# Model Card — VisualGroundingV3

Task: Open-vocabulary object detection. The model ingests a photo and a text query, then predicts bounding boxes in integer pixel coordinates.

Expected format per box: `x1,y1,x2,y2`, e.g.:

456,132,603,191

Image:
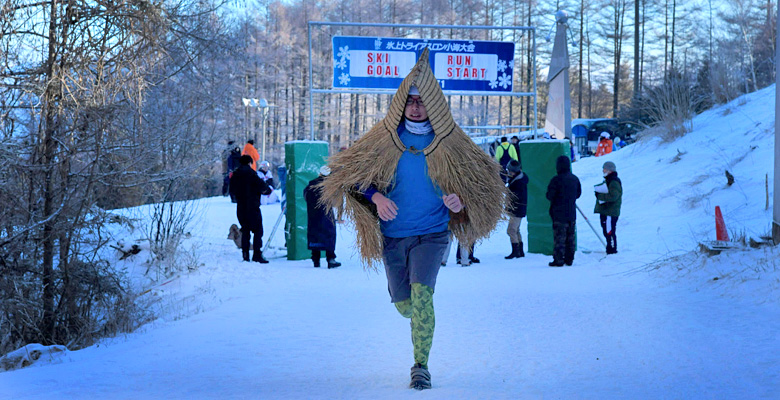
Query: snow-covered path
2,85,780,399
1,198,777,399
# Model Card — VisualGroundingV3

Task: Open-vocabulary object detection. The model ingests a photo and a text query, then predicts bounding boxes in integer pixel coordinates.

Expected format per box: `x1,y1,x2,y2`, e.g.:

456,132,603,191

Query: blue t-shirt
373,128,450,238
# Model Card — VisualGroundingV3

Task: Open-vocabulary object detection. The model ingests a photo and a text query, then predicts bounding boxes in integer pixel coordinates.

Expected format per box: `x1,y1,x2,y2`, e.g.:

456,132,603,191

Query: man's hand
371,192,398,221
442,194,463,213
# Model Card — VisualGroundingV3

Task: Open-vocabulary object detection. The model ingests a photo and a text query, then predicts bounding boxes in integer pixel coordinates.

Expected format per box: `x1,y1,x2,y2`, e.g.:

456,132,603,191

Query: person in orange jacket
242,139,260,170
595,132,613,157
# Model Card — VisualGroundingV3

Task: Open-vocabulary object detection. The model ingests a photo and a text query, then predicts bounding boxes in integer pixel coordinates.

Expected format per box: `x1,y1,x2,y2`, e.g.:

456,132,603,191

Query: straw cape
319,48,507,269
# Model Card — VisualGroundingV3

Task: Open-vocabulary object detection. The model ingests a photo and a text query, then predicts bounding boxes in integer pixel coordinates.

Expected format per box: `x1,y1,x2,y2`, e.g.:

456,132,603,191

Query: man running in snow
319,49,506,390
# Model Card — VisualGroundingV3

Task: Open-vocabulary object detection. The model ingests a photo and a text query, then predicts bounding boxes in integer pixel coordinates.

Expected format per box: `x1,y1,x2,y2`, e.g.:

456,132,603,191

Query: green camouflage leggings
394,282,434,369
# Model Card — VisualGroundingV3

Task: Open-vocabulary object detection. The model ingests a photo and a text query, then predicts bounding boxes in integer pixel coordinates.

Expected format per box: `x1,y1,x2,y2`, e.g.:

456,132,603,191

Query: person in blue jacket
319,49,506,391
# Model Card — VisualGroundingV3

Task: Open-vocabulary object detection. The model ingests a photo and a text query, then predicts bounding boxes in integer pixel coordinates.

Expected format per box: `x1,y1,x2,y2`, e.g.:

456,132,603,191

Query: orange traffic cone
715,206,729,241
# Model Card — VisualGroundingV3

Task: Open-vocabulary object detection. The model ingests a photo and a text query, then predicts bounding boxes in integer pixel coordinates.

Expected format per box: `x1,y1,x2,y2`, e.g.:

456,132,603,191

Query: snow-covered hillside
0,86,777,399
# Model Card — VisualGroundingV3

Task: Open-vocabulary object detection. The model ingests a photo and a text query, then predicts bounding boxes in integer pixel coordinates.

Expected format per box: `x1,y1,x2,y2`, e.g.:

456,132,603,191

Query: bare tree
0,0,230,353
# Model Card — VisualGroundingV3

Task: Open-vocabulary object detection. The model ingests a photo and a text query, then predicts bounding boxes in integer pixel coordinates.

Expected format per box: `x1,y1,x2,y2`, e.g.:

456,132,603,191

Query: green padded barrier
517,140,575,255
285,141,329,260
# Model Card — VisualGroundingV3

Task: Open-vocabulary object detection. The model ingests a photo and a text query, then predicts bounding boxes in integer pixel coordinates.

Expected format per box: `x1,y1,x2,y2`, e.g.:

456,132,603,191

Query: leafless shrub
0,254,148,356
137,199,201,279
0,0,228,356
709,60,745,104
641,76,705,142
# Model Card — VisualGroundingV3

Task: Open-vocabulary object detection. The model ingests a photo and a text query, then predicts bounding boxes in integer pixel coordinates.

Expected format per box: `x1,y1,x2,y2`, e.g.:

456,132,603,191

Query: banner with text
332,36,516,92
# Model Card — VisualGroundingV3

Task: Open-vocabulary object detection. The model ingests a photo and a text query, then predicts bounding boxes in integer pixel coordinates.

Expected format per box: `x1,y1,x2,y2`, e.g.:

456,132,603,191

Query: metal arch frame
307,21,538,141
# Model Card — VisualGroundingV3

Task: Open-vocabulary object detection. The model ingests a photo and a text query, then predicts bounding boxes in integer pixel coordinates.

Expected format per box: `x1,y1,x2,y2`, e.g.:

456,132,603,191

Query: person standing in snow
568,138,577,162
455,242,479,266
229,155,273,263
546,155,582,267
594,161,622,254
258,161,274,188
258,160,277,205
594,132,613,157
242,139,260,171
494,136,520,182
303,165,341,269
510,135,521,156
319,49,506,390
505,160,529,259
222,141,241,198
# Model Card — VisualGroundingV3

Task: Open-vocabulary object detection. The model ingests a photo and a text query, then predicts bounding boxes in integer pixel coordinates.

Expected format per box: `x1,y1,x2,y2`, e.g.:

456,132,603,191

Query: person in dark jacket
545,155,582,267
229,155,273,263
222,141,242,198
505,160,529,259
494,136,520,183
594,161,622,254
510,135,521,156
304,166,341,269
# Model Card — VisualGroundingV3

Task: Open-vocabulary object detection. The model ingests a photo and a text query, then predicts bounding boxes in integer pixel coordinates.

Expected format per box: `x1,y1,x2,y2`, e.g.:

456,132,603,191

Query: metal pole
308,22,315,140
308,21,534,31
312,88,536,97
533,28,538,139
306,22,538,140
774,0,780,244
576,204,607,247
261,108,267,161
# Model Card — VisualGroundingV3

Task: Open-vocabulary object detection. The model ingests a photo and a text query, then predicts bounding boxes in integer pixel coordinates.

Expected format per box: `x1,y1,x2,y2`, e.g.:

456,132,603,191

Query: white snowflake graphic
509,60,514,69
338,73,351,86
497,59,507,73
374,38,383,50
335,58,347,70
337,46,351,61
498,73,512,89
489,80,498,89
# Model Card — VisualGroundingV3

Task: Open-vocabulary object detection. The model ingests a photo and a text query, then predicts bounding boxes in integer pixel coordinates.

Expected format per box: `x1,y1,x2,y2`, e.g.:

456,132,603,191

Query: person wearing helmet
595,132,613,157
258,161,277,205
258,161,274,188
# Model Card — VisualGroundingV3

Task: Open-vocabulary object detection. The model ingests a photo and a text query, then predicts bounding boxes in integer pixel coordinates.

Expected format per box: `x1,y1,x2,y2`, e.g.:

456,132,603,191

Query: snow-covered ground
1,86,778,399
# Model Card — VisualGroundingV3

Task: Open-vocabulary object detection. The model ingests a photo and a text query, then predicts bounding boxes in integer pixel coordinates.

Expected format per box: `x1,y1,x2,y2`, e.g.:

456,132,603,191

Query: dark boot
252,251,269,264
242,250,250,262
517,242,525,258
505,243,518,259
327,258,341,269
548,260,565,267
313,259,320,268
607,237,618,254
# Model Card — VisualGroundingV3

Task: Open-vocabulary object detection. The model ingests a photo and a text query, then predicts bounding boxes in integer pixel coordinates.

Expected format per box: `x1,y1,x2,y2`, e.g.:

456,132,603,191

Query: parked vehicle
572,118,639,155
586,119,638,142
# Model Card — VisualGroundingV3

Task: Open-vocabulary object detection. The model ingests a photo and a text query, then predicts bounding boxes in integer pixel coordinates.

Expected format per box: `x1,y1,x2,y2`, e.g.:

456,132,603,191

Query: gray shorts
382,230,449,303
